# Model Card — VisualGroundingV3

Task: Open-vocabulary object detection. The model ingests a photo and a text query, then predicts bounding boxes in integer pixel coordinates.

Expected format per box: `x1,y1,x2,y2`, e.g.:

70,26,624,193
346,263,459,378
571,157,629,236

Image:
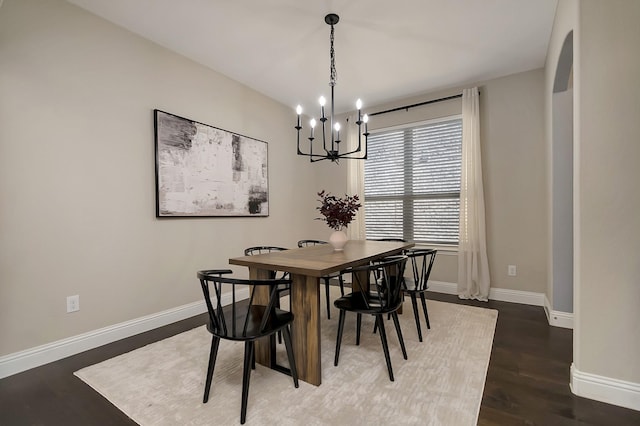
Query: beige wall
577,0,640,384
318,70,548,294
481,70,547,294
0,0,318,356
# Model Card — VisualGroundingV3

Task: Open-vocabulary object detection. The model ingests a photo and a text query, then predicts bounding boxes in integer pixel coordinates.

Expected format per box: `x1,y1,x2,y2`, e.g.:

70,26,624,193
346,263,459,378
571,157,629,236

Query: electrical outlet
67,295,80,313
507,265,517,276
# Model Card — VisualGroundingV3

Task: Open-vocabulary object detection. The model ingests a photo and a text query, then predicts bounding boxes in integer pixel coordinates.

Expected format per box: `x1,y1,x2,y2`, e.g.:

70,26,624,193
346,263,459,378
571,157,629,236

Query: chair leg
324,277,331,319
420,293,431,329
372,314,390,335
281,325,299,388
356,313,362,345
240,341,254,425
203,336,220,403
376,314,394,381
274,294,283,344
373,315,391,334
410,294,423,342
251,347,256,370
268,334,277,370
391,312,408,360
334,310,346,366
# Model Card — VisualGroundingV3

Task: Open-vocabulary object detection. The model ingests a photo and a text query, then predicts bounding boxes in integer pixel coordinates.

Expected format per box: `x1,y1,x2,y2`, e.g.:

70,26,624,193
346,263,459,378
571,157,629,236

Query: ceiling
66,0,558,114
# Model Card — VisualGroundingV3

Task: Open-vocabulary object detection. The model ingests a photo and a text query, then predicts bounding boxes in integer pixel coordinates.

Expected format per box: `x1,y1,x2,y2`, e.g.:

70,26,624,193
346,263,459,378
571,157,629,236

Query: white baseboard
0,289,248,380
489,287,545,306
430,281,576,329
429,280,545,306
571,363,640,411
544,295,574,329
428,280,459,295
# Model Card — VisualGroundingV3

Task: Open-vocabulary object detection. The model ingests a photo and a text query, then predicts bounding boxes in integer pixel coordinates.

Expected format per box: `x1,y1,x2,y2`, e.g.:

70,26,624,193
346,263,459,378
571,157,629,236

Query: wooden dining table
228,239,413,386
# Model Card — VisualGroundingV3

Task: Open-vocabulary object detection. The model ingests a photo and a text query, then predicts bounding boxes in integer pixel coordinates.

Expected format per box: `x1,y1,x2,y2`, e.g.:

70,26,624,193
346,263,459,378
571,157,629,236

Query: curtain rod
369,93,463,117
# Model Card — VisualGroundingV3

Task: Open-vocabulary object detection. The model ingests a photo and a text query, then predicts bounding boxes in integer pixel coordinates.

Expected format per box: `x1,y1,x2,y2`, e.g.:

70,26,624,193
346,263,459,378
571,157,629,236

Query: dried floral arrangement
316,190,362,231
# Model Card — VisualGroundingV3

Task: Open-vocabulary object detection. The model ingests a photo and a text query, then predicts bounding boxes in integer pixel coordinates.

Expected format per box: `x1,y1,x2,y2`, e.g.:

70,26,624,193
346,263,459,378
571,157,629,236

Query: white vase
329,230,348,251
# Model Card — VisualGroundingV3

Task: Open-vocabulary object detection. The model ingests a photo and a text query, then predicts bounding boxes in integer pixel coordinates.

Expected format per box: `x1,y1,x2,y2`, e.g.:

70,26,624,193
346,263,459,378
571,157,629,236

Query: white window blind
364,117,462,245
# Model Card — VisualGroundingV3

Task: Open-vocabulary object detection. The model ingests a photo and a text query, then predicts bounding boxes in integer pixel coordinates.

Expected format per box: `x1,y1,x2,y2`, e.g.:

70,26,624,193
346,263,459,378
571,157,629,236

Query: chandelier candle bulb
319,96,326,120
310,118,316,138
334,122,340,142
296,105,302,128
363,114,369,134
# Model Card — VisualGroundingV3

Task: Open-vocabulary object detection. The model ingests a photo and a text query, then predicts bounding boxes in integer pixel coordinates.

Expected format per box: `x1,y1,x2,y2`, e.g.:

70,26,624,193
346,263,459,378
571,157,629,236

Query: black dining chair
297,239,345,319
243,246,290,279
333,255,408,381
244,246,290,305
244,246,291,343
402,248,437,342
197,269,299,425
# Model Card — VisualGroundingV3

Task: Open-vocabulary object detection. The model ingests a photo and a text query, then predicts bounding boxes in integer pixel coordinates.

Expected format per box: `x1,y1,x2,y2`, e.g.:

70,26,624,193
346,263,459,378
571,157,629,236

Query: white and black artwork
154,110,268,217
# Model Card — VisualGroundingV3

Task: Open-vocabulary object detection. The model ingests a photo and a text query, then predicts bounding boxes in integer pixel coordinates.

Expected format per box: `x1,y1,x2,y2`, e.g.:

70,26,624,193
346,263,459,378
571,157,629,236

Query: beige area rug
75,289,497,425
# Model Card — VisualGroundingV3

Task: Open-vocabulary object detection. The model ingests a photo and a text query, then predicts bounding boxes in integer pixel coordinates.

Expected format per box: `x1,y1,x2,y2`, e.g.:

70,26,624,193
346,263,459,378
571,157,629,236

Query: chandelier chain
329,24,336,87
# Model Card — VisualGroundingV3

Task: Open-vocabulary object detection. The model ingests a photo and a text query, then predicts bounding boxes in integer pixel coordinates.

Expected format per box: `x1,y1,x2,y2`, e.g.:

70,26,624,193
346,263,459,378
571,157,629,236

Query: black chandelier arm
296,120,368,161
321,116,330,153
295,123,309,156
297,152,337,163
337,153,368,160
336,118,368,156
296,124,331,161
297,147,367,162
337,135,368,158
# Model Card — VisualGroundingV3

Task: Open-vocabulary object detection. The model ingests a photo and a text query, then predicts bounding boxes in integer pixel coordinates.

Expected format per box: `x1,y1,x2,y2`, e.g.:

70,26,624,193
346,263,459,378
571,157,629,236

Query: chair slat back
244,246,288,255
197,270,291,339
244,246,289,280
350,255,407,312
297,239,327,247
371,238,407,243
405,249,437,291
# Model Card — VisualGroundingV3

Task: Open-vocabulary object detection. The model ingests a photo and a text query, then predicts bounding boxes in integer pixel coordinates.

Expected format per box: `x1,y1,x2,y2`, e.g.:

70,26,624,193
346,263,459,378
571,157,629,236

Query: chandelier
295,13,369,163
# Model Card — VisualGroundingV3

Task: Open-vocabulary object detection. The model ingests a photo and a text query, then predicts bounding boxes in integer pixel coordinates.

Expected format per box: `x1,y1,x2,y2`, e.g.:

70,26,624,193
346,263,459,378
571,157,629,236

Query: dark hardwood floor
1,292,639,425
427,294,640,426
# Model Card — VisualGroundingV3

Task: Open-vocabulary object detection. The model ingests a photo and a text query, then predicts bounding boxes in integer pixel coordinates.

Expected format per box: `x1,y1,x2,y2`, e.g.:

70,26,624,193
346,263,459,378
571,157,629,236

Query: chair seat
334,292,402,315
207,305,294,341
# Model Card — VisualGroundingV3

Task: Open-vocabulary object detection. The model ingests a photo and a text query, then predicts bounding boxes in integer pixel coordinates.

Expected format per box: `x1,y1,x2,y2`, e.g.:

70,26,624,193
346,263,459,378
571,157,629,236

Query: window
364,116,462,245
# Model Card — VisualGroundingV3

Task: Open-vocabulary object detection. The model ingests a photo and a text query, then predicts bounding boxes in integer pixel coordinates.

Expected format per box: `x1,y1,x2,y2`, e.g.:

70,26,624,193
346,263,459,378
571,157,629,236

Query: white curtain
457,87,491,301
346,115,366,240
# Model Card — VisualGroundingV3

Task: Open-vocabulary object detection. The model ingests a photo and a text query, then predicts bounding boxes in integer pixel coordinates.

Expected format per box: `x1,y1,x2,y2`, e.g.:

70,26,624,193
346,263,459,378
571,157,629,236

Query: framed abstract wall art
154,110,269,217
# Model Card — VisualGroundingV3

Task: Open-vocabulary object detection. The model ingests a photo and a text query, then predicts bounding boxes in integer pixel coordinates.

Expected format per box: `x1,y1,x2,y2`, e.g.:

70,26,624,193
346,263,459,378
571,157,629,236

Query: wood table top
229,240,414,277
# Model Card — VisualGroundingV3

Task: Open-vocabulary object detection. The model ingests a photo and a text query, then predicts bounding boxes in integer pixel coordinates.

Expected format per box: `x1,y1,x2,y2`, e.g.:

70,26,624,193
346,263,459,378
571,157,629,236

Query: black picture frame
154,110,269,217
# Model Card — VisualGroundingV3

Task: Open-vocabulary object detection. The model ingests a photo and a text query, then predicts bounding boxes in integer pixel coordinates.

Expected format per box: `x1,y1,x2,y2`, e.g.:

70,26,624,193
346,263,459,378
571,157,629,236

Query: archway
551,31,574,315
